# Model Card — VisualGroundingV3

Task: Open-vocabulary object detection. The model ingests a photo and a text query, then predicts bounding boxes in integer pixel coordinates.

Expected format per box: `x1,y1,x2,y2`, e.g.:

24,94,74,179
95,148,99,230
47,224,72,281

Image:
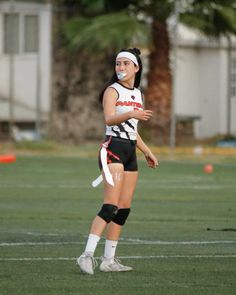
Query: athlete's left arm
136,133,158,168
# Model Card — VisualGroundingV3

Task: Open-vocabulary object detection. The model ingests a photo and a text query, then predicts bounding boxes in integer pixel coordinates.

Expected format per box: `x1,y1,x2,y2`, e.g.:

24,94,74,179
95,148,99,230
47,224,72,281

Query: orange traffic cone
0,154,16,163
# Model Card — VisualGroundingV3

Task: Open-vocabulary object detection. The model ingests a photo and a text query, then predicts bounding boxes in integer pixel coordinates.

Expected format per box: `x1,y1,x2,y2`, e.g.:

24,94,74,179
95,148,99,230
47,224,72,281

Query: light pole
226,35,232,136
35,19,42,140
9,0,15,137
170,0,180,149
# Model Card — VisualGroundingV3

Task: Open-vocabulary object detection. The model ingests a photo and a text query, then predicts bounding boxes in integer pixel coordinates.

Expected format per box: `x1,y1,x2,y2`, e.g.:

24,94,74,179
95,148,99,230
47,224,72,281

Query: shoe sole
100,267,133,272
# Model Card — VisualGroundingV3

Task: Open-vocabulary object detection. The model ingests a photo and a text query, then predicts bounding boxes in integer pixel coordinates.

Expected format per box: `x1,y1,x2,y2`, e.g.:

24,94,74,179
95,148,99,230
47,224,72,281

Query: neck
119,78,135,89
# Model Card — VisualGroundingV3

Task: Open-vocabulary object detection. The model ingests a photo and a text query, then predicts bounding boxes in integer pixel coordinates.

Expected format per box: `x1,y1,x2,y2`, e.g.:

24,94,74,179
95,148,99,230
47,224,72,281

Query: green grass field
0,153,236,295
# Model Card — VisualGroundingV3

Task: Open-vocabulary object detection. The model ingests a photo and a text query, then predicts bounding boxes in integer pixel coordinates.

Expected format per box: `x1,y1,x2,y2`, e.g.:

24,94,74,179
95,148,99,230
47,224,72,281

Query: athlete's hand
145,151,158,168
130,110,153,121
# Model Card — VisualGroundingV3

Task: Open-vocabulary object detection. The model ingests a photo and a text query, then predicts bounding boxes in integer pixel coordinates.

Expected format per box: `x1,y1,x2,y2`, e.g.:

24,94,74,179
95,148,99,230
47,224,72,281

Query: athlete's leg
89,163,124,237
77,163,124,274
82,164,124,251
100,171,138,272
106,171,138,241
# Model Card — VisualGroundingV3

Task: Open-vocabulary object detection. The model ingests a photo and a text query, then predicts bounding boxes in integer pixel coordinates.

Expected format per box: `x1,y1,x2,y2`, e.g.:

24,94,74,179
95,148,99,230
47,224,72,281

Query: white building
175,25,236,139
0,1,52,133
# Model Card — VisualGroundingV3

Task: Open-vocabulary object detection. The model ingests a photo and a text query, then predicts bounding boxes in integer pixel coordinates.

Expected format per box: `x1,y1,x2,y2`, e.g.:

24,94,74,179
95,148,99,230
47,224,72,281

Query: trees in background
54,0,236,144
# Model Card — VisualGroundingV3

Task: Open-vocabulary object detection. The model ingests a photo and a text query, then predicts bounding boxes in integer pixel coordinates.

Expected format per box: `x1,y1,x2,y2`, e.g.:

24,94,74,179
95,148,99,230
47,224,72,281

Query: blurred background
0,0,236,147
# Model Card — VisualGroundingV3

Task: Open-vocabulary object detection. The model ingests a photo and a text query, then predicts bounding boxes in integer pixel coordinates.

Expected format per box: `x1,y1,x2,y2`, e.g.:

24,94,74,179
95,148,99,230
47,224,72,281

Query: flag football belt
92,136,136,187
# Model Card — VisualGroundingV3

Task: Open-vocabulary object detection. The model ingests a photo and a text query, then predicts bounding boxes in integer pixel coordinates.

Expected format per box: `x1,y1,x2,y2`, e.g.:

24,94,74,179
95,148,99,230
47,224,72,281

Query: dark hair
99,48,142,103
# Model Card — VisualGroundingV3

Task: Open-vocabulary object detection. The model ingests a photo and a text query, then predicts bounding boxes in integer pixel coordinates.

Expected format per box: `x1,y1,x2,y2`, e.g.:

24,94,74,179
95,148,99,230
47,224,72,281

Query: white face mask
117,72,127,80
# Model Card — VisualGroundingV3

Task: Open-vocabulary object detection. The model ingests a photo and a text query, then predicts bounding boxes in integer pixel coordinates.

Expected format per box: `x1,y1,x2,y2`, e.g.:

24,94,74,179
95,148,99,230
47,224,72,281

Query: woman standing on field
76,48,158,275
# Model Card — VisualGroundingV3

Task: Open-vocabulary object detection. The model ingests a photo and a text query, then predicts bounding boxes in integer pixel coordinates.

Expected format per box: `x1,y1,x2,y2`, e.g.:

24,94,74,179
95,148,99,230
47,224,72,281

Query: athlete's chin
119,77,129,82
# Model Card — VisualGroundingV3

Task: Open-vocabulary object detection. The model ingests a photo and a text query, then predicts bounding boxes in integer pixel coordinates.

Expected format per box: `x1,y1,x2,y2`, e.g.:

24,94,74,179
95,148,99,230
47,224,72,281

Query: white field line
0,240,236,247
1,255,236,261
1,183,236,190
120,238,236,245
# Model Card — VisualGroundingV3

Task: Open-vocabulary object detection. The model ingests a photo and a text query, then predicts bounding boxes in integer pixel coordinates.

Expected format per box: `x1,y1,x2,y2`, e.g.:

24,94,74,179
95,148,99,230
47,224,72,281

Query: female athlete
76,48,158,274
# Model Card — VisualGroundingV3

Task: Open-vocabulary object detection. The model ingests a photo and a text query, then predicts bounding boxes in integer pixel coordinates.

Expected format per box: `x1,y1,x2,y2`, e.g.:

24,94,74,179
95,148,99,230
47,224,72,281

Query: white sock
104,239,118,260
84,234,100,255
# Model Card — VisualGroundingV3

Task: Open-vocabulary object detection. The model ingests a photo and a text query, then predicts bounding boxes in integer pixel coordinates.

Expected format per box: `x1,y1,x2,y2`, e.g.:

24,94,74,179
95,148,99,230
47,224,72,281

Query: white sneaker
99,257,133,272
76,252,97,275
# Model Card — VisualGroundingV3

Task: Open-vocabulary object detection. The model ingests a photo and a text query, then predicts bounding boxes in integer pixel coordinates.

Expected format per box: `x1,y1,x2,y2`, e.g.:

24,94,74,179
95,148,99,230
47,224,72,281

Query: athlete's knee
97,204,118,223
112,208,131,226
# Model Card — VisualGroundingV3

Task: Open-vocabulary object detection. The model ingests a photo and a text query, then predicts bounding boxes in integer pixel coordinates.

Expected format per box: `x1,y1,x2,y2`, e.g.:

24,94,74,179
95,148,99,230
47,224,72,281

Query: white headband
116,52,139,66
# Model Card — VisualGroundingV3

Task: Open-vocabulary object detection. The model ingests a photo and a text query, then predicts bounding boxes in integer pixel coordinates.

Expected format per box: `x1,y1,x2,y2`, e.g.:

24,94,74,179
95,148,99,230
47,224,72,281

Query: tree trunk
51,51,106,144
50,4,111,144
145,19,171,145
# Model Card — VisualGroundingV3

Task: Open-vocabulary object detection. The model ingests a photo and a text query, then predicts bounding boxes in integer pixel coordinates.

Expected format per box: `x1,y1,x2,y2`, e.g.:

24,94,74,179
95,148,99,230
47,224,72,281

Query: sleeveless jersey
105,82,143,140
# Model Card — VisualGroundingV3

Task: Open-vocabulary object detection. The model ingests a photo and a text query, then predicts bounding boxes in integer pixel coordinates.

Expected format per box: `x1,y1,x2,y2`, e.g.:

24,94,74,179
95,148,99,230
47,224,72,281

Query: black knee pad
112,208,131,226
97,204,118,223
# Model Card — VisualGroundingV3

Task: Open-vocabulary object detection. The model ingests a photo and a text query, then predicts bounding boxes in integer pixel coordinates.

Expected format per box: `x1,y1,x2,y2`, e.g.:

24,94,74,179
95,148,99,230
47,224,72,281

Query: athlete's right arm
103,87,153,126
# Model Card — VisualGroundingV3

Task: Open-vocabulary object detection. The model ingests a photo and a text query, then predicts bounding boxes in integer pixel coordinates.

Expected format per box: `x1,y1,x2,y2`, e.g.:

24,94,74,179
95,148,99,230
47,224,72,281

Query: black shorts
98,136,138,171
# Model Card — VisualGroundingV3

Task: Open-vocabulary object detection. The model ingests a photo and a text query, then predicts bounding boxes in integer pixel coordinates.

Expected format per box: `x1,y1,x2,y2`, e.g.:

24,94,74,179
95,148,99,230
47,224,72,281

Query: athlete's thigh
103,163,124,205
118,171,138,208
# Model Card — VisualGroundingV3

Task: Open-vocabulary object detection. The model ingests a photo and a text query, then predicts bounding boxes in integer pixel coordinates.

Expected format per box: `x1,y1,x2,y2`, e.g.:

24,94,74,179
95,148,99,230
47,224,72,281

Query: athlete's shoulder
110,82,119,88
103,85,119,100
134,86,142,92
134,87,143,97
108,82,122,92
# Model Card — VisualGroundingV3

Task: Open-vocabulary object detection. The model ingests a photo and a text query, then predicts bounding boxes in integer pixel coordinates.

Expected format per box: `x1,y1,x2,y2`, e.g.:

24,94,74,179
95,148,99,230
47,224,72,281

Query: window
24,15,39,53
231,57,236,98
3,13,39,54
4,13,19,54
